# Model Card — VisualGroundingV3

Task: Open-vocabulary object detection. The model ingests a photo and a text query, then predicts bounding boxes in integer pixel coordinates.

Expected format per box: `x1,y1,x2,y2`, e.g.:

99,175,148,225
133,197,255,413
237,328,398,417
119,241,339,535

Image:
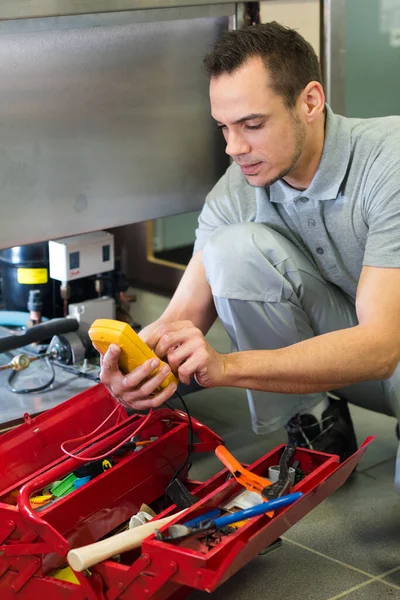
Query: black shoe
285,398,358,463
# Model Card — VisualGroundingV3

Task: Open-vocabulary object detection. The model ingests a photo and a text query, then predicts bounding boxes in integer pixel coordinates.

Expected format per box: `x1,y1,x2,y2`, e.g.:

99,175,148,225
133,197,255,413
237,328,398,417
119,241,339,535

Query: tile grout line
325,579,376,600
379,579,400,592
283,538,400,597
375,565,400,579
358,456,396,475
325,572,400,600
281,537,374,578
373,565,400,591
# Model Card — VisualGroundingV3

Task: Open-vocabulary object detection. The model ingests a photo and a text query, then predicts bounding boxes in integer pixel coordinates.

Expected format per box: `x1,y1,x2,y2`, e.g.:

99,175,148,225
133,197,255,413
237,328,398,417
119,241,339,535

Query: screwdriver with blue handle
156,492,303,541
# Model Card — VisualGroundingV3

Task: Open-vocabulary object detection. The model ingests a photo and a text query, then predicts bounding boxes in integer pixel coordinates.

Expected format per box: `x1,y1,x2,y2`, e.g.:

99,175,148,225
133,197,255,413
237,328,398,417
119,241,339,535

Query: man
100,23,400,479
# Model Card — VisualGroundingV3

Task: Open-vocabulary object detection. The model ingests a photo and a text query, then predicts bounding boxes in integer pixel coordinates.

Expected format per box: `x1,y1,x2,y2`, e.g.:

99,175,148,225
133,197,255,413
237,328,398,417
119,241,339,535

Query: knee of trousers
202,223,304,302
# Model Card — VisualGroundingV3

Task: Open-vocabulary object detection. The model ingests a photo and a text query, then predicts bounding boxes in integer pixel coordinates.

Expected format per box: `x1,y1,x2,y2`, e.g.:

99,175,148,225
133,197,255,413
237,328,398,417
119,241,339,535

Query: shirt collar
269,104,351,204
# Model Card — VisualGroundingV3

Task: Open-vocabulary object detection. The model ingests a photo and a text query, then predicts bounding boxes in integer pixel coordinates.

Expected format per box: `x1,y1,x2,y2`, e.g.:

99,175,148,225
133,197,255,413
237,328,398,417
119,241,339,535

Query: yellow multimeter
88,319,178,390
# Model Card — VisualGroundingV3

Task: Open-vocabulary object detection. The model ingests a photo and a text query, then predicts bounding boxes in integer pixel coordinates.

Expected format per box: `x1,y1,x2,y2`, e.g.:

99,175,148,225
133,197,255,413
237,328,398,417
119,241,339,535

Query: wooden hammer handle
67,510,185,572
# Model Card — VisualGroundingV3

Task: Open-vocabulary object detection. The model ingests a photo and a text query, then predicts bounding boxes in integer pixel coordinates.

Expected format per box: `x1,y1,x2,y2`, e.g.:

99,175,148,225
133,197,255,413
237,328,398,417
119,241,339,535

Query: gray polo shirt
194,105,400,300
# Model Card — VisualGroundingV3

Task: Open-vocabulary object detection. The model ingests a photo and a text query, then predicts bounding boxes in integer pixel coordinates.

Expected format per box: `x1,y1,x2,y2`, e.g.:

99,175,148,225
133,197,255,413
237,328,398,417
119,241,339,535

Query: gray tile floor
131,289,400,600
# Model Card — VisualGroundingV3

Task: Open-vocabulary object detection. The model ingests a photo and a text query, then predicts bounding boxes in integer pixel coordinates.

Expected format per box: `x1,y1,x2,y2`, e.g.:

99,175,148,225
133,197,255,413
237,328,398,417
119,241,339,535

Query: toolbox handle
18,474,70,555
16,410,167,556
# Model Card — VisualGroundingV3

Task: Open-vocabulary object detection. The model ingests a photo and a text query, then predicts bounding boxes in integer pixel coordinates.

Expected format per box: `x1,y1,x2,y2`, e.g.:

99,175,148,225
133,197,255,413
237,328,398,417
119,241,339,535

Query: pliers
263,443,297,500
215,442,297,501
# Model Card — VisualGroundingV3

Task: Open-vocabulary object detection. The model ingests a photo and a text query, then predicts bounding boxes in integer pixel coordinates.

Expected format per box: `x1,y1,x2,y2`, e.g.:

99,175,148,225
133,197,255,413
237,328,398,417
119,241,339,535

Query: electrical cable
6,356,100,394
53,361,100,382
60,408,154,462
7,357,56,394
168,390,194,482
60,391,194,473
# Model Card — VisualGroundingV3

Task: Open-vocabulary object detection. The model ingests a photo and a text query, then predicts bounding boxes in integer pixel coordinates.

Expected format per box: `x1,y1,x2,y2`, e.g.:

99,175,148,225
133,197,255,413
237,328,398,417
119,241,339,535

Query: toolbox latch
8,557,41,594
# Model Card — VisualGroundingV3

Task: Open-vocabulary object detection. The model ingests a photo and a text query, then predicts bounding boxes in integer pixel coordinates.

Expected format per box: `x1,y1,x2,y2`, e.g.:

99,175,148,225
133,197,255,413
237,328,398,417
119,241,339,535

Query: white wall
260,0,320,57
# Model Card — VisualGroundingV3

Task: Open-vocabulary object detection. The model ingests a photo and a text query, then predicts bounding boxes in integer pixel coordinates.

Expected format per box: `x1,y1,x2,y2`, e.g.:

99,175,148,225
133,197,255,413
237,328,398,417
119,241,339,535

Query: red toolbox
0,383,373,600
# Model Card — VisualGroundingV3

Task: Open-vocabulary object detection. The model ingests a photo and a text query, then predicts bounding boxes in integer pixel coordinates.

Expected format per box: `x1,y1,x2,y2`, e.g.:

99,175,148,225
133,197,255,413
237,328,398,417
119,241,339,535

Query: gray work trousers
202,223,400,436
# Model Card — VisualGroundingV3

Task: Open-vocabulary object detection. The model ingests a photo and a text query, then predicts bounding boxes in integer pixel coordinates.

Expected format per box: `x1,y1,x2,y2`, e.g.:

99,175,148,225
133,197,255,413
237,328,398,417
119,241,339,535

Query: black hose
8,357,56,394
0,318,79,354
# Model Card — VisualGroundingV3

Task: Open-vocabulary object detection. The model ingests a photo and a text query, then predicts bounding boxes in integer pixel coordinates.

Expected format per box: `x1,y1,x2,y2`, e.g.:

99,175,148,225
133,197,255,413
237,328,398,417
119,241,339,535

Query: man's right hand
98,343,177,411
98,249,216,410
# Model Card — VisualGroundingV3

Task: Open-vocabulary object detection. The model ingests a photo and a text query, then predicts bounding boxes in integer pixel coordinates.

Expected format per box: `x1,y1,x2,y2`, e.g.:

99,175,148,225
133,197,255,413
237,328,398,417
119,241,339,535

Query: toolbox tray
93,437,372,600
0,383,373,600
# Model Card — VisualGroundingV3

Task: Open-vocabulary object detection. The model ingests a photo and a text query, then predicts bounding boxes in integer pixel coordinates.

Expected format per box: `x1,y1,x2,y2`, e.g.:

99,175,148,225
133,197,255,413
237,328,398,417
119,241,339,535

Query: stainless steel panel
0,4,236,33
0,0,237,21
0,10,231,249
321,0,346,115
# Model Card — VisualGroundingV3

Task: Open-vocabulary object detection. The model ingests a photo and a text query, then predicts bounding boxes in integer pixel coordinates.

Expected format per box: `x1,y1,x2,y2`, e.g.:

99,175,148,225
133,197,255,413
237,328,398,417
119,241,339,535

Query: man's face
210,56,307,188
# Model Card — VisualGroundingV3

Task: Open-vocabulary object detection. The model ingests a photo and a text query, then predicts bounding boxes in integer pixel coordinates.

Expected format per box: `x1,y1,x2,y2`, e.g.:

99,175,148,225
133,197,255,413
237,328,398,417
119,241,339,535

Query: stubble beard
245,116,307,189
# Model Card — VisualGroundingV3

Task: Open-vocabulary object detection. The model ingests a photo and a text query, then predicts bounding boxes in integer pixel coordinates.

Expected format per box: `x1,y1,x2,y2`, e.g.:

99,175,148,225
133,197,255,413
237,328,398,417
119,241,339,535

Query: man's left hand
144,320,227,388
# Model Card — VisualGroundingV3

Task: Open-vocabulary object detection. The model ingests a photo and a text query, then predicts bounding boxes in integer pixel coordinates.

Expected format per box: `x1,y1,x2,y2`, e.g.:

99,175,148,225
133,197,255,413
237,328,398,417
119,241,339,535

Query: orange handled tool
215,445,273,499
89,319,178,391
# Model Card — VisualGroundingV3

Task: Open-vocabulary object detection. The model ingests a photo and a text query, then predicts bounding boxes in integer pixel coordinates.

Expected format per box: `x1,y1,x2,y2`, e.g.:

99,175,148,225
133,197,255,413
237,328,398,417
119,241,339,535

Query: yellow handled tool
89,319,178,390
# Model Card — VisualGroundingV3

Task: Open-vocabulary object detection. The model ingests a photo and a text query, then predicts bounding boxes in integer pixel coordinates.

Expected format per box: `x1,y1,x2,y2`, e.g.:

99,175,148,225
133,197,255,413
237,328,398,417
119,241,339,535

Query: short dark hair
203,22,322,108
